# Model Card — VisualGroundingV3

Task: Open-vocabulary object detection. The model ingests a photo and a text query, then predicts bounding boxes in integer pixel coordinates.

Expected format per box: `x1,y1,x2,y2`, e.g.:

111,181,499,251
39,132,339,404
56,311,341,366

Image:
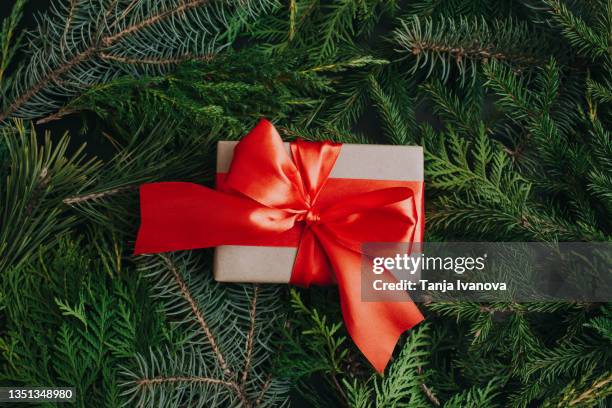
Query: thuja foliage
1,237,166,407
42,50,335,139
1,0,611,407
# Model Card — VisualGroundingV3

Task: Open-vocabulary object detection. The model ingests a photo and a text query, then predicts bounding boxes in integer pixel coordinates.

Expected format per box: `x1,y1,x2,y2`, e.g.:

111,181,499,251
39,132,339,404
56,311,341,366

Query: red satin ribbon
134,119,424,372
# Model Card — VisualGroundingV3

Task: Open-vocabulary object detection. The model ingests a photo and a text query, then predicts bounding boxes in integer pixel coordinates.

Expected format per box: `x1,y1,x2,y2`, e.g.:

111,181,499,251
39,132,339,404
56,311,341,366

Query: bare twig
417,366,440,406
36,108,78,125
160,255,253,408
569,373,612,406
241,284,259,386
420,382,441,406
136,375,237,391
161,255,232,377
63,185,138,205
99,52,214,65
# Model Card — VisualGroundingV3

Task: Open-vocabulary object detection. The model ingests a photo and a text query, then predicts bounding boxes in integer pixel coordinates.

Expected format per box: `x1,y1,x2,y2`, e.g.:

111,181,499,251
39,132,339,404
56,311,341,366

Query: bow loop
313,187,418,255
223,120,340,213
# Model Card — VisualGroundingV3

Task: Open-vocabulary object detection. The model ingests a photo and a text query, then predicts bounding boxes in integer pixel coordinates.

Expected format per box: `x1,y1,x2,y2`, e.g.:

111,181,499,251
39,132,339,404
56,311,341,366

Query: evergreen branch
587,77,612,104
0,0,27,85
420,80,482,136
524,339,610,384
0,47,97,123
241,284,259,387
0,121,101,272
0,0,276,124
394,16,543,83
375,323,430,407
417,366,441,406
255,375,273,406
101,0,211,47
160,254,233,379
368,75,413,144
568,372,612,406
315,1,358,62
136,375,239,391
99,52,215,65
63,185,138,205
1,239,159,406
125,253,288,406
542,0,610,59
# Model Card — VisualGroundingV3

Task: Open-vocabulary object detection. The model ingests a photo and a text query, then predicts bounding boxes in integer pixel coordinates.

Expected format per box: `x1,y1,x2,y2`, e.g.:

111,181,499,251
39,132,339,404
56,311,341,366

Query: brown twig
61,0,78,51
136,375,238,391
241,284,259,386
36,108,78,125
161,255,232,377
411,42,541,66
569,373,612,406
101,0,209,46
0,47,96,122
99,52,214,65
63,185,138,205
417,366,440,406
255,375,272,407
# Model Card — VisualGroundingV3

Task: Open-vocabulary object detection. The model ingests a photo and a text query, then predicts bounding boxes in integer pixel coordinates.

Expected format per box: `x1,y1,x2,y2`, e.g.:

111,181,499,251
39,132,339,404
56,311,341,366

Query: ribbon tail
134,182,296,254
314,230,424,373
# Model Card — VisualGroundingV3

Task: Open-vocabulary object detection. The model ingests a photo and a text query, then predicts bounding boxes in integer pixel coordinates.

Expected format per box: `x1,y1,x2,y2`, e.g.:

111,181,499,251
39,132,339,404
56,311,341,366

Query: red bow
134,119,424,372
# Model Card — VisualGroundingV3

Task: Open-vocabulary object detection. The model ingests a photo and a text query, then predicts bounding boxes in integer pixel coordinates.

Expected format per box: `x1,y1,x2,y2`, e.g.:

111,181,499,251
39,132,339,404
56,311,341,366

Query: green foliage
0,0,26,88
394,16,544,83
540,0,611,59
0,121,100,273
0,238,166,407
0,0,277,124
47,50,331,139
122,253,289,407
0,1,611,407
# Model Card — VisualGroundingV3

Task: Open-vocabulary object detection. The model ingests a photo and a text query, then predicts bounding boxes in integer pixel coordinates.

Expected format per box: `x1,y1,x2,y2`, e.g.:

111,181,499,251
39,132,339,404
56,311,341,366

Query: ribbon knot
303,208,321,225
134,119,424,373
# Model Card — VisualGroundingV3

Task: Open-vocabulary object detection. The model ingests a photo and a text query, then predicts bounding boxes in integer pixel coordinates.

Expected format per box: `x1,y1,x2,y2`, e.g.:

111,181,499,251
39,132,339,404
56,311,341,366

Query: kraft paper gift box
213,141,424,283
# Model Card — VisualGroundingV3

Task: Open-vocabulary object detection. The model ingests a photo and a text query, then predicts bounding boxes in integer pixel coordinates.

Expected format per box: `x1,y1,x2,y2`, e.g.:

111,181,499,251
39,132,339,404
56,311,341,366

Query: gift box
213,140,424,283
134,119,425,372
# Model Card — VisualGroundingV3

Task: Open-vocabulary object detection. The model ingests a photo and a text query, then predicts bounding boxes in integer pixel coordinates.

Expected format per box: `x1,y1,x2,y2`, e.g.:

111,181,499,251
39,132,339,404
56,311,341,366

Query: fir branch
100,0,212,47
568,372,612,406
541,0,610,59
394,16,544,83
63,185,138,206
98,52,215,65
241,284,259,387
136,375,239,392
587,77,612,104
0,47,97,123
160,254,233,379
368,75,413,145
123,253,289,407
0,0,27,86
0,0,276,124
